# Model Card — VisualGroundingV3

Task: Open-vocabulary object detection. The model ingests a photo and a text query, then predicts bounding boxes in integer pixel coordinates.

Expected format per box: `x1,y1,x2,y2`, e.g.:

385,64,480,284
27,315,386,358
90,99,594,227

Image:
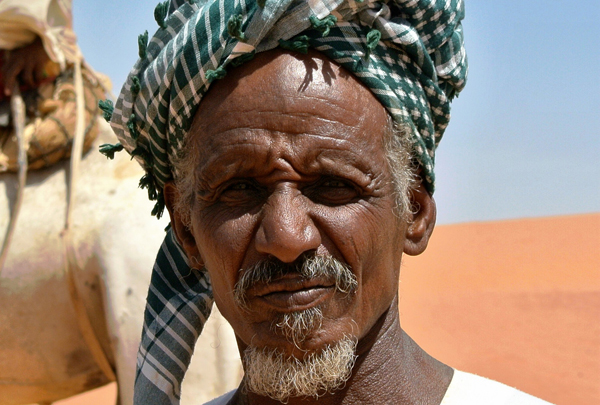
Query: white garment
203,389,235,405
0,0,79,68
440,370,553,405
202,369,553,405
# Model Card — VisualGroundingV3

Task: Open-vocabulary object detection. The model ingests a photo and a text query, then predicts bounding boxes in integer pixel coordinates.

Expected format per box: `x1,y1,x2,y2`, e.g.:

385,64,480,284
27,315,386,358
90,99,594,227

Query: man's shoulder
201,370,554,405
442,370,554,405
203,389,236,405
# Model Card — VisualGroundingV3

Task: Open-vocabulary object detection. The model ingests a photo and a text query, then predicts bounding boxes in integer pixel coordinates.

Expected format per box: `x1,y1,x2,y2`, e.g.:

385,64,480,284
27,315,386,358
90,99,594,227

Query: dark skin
2,37,52,96
165,50,453,404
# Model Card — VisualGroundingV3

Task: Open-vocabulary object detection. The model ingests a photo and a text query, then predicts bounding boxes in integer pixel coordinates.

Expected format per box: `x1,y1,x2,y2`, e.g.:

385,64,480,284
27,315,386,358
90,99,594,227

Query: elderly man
107,0,553,404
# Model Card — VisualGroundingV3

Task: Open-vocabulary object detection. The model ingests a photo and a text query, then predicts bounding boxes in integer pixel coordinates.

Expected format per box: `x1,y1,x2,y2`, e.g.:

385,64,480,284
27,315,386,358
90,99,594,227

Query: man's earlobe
403,182,436,256
164,182,204,269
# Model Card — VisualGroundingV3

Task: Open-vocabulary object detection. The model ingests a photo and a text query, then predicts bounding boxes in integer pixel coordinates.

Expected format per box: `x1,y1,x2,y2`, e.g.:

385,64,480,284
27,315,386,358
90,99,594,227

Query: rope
61,60,116,382
64,60,85,230
0,85,28,273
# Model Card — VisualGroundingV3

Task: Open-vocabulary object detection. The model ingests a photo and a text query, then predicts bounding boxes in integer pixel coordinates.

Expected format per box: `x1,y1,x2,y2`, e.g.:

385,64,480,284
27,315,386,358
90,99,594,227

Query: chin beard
236,253,359,401
272,306,324,347
242,336,358,403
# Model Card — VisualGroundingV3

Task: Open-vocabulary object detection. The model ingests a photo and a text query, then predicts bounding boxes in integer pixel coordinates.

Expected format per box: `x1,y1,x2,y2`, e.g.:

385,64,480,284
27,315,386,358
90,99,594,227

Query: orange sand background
53,213,599,405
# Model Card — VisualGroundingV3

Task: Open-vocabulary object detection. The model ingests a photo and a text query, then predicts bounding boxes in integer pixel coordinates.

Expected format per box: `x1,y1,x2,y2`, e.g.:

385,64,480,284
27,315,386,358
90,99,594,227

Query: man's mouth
248,275,335,311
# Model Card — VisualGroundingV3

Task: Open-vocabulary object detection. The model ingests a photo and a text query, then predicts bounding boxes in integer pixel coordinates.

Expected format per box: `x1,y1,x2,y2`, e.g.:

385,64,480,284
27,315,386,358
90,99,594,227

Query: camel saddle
0,66,108,172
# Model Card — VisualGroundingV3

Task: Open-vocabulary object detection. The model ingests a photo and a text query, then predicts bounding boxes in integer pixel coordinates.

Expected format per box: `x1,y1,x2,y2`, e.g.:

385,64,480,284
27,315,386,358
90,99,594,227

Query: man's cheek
199,218,255,264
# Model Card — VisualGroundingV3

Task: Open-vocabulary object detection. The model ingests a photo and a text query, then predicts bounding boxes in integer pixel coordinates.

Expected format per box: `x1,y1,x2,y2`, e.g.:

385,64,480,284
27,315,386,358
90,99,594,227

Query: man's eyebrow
196,149,376,191
195,158,247,189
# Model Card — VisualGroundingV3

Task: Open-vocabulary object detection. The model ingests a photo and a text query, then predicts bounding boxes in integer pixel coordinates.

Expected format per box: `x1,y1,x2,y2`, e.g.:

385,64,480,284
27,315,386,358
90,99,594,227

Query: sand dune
401,213,600,404
54,213,599,405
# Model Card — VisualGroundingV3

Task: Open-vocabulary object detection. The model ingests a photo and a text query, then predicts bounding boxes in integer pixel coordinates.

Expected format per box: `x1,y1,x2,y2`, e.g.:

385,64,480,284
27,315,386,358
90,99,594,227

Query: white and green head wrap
106,0,467,218
104,1,467,403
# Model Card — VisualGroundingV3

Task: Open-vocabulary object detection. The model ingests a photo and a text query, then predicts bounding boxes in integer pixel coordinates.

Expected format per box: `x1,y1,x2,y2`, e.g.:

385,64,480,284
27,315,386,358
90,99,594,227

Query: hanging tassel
139,172,158,200
364,28,381,60
127,114,140,140
131,146,150,160
131,145,152,165
366,29,381,50
206,66,227,83
227,15,247,42
131,76,141,95
331,49,346,59
99,143,124,159
279,35,310,54
351,56,364,72
98,99,114,122
138,30,149,59
154,1,169,29
309,15,337,37
231,51,256,67
151,193,165,219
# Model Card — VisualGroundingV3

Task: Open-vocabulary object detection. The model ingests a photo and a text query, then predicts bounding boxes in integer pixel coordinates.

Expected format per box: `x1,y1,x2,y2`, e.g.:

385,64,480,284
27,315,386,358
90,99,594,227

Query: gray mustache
233,253,358,308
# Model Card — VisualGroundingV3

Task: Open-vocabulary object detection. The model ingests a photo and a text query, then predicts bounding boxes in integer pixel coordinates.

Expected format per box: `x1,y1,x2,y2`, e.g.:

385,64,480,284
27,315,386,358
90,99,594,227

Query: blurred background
47,1,600,404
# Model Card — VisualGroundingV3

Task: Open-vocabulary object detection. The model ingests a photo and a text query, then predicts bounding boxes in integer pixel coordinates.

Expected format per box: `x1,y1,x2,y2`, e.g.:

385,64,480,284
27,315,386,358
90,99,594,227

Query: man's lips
246,275,335,311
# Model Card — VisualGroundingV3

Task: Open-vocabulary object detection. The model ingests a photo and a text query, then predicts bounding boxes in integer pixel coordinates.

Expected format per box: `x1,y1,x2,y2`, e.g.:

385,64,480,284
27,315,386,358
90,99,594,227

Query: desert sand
52,213,599,405
400,213,599,404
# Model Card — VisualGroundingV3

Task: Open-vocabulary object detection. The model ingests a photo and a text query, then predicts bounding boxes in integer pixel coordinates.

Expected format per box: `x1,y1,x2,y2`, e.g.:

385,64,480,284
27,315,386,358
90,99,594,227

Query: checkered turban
108,0,467,218
107,1,468,403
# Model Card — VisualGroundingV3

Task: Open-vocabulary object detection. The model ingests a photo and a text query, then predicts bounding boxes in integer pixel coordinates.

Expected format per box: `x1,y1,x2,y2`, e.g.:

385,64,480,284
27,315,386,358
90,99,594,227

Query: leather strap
0,85,27,273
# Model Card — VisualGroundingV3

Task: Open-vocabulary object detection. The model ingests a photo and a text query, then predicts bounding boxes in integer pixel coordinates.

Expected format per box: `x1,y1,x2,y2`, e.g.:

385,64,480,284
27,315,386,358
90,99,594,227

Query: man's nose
255,188,321,263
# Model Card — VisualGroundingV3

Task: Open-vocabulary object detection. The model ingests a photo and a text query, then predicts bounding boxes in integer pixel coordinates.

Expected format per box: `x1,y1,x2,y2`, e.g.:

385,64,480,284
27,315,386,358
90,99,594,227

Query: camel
0,120,243,405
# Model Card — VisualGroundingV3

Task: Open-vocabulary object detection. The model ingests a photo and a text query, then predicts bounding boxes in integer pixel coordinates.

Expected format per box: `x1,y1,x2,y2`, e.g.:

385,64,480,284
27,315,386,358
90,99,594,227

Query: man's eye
228,182,251,191
218,181,261,204
306,178,360,205
321,179,347,188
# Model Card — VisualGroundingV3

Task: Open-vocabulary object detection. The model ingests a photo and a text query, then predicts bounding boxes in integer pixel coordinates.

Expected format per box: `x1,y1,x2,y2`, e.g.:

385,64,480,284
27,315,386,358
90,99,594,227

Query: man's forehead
190,49,386,136
185,49,391,186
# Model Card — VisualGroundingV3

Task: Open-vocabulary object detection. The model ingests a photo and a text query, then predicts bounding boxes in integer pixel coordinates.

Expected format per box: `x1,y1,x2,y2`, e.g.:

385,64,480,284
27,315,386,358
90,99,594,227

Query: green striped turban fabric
109,0,468,218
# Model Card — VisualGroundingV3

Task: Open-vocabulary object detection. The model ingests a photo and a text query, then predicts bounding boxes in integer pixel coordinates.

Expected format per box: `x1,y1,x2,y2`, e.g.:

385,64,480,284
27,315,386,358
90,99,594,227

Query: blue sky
73,0,599,225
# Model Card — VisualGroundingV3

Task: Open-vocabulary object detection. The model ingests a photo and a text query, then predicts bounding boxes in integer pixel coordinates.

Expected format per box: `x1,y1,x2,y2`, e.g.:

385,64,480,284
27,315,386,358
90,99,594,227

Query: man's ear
164,182,204,269
403,181,436,256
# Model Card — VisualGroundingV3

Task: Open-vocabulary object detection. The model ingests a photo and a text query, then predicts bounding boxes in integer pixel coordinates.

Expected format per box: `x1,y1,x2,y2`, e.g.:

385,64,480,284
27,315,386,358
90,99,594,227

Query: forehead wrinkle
194,137,268,188
194,82,377,137
197,109,361,139
198,126,359,165
288,128,386,179
193,129,381,191
258,92,368,128
263,133,381,189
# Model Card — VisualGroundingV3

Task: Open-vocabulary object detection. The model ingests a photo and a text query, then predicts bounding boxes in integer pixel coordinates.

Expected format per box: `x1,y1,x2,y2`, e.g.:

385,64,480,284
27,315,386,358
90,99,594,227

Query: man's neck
232,297,453,405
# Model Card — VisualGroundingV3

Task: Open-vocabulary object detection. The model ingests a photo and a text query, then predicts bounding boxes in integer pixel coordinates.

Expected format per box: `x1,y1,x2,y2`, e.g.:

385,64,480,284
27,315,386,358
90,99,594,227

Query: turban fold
108,1,468,403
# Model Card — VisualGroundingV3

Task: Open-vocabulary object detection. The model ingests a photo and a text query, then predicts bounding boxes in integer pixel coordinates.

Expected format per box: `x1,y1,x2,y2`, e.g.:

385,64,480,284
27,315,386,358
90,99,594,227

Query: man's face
171,50,410,358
